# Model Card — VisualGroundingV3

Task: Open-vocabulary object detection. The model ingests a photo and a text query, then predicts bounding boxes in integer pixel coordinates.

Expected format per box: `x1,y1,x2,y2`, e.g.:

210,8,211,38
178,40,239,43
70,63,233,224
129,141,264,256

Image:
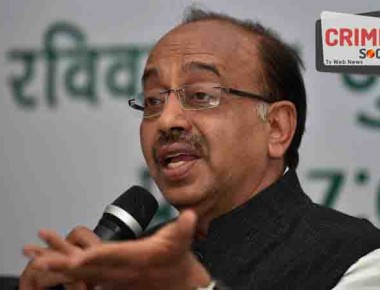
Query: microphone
94,186,158,241
46,186,158,290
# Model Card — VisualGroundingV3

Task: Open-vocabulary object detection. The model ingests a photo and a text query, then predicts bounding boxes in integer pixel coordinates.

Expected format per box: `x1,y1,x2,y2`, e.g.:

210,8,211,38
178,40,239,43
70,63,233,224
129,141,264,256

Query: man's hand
23,210,211,290
20,226,101,290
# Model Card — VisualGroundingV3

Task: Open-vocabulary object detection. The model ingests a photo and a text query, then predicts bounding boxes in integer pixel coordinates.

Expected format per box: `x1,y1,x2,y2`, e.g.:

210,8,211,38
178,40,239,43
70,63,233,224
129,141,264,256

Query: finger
66,226,102,249
23,244,49,258
77,211,197,267
20,272,72,290
62,266,140,284
20,274,71,290
76,243,136,267
32,251,81,272
19,260,73,290
39,229,77,254
76,238,166,268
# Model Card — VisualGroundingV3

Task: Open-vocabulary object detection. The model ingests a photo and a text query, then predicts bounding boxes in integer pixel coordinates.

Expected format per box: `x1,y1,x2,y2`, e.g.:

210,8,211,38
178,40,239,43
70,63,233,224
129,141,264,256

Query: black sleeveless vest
192,170,380,289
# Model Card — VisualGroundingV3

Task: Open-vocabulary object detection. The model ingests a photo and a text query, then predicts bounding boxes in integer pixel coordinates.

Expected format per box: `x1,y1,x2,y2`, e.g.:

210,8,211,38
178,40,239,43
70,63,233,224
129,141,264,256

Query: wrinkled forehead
144,20,262,86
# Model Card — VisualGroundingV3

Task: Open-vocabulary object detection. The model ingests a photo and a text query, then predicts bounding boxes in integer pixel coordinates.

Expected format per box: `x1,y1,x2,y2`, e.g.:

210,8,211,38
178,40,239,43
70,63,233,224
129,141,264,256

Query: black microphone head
94,186,158,241
112,186,158,230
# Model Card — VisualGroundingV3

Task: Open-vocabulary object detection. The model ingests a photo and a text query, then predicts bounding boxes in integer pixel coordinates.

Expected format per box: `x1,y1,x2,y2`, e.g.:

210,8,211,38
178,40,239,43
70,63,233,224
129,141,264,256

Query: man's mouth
155,143,201,180
164,153,199,169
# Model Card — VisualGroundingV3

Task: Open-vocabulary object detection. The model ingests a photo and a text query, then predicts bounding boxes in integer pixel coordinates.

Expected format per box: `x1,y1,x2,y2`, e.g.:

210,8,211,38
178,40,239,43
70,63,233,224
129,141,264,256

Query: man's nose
157,91,192,133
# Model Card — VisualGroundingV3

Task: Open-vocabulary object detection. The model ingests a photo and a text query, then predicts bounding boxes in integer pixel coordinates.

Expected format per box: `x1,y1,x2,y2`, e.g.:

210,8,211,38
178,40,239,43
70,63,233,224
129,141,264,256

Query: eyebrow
142,67,158,85
184,61,221,77
141,61,221,85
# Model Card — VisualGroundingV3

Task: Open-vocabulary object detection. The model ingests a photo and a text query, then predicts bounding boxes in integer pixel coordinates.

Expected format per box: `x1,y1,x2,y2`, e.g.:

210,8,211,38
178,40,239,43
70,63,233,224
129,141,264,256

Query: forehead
145,20,261,87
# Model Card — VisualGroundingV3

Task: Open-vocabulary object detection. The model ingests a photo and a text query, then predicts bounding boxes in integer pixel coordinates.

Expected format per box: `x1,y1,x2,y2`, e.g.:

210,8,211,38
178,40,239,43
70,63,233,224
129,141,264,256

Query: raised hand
23,210,211,290
20,226,101,290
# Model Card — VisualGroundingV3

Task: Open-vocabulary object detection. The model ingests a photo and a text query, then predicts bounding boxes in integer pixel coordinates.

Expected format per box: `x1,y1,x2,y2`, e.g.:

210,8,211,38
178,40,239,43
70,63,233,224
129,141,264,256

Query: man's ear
266,101,297,159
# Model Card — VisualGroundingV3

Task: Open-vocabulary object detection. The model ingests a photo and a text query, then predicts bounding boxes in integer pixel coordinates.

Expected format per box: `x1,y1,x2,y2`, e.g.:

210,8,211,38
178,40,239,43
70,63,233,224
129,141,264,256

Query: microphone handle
93,213,137,241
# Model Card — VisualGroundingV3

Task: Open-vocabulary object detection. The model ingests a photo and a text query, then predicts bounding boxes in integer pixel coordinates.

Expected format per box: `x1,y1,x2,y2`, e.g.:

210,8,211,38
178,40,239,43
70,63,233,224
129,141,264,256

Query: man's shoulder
281,169,380,245
263,201,380,289
297,202,380,246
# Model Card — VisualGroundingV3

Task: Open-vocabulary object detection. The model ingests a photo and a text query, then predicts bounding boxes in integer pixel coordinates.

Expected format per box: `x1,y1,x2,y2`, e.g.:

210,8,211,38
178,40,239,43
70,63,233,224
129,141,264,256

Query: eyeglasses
128,82,276,118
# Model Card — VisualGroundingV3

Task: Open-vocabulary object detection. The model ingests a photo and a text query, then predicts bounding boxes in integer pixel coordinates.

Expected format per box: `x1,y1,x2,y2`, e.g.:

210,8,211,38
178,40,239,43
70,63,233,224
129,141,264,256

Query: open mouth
163,153,200,169
155,143,202,180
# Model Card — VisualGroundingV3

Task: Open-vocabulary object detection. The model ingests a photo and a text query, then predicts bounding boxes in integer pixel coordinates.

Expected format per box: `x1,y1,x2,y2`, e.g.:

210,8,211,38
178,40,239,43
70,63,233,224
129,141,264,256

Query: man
20,8,380,290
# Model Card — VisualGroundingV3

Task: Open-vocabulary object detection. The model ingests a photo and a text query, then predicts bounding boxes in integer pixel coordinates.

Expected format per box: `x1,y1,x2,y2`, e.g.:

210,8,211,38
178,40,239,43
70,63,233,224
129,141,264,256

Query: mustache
157,129,204,145
153,129,207,159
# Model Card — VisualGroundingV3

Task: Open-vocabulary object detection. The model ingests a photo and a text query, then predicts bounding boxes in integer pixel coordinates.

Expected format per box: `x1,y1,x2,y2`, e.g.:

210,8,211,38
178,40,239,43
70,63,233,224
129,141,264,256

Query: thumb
157,210,197,250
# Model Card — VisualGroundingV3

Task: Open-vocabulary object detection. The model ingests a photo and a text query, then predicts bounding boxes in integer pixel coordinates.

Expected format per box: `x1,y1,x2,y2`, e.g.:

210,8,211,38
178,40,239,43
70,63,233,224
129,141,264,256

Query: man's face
140,20,270,218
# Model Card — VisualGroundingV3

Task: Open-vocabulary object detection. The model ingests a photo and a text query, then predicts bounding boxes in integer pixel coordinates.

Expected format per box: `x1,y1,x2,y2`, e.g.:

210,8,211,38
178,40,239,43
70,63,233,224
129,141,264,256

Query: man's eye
144,97,163,107
189,92,213,103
